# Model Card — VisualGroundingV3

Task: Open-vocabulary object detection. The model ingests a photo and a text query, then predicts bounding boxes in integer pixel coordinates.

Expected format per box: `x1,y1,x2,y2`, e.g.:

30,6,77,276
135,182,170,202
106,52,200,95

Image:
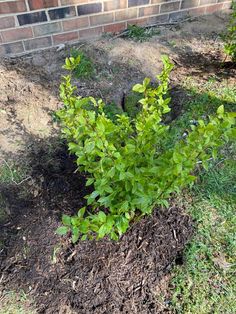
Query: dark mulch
0,141,193,314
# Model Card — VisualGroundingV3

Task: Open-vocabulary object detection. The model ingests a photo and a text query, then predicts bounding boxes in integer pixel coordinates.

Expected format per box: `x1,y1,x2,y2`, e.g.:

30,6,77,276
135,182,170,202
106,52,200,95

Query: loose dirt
0,12,235,313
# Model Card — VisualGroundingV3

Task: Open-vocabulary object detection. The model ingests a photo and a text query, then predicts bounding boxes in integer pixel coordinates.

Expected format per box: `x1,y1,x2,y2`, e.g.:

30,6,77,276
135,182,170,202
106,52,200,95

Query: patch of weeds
70,48,94,79
0,290,36,314
126,24,160,42
0,162,27,185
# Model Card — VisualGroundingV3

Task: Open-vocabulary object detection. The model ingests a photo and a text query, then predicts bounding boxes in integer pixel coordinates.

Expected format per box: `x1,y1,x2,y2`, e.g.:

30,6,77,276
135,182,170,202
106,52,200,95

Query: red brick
0,0,26,14
148,13,169,24
0,16,15,30
189,6,206,16
115,8,137,21
33,22,62,36
90,13,114,26
160,1,180,13
139,5,160,17
0,42,24,55
128,17,148,26
62,17,89,31
28,0,58,10
1,27,33,43
79,26,103,39
205,3,224,14
61,0,88,4
169,10,189,21
18,11,47,26
128,0,149,8
200,0,216,4
104,22,126,33
104,0,127,11
49,6,76,20
53,31,79,44
181,0,199,9
24,36,52,51
77,3,102,15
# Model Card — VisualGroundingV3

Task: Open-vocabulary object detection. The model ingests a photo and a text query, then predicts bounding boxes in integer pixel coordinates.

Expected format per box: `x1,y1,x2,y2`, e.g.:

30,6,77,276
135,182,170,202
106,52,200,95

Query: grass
171,157,236,313
169,79,236,314
0,162,27,185
0,291,36,314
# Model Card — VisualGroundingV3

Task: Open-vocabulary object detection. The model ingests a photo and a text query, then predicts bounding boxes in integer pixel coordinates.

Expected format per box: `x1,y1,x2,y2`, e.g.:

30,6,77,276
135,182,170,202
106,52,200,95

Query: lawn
170,80,236,314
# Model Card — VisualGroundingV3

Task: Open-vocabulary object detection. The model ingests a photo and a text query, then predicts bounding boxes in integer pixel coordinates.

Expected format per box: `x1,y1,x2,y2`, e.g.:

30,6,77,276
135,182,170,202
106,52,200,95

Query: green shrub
56,55,236,242
222,1,236,62
68,48,94,79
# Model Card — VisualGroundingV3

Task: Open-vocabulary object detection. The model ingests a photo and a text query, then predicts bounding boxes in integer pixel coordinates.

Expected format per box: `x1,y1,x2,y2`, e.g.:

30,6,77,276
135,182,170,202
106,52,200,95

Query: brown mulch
0,141,193,313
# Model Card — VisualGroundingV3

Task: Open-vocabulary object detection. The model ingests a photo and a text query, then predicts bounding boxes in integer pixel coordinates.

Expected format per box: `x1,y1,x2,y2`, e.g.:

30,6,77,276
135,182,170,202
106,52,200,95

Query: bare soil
0,12,236,313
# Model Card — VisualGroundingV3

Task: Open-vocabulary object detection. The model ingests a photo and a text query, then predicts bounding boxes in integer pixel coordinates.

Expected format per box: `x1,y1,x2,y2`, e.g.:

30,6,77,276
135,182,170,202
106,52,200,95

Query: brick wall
0,0,232,56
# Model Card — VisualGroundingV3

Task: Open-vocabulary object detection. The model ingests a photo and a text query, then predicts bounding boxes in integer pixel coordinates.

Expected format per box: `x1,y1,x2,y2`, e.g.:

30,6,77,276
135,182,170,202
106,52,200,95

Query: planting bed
0,12,235,313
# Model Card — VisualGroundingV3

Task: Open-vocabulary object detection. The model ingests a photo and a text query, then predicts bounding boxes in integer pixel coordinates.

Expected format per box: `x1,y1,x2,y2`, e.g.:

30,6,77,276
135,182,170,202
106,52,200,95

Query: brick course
28,0,58,10
0,0,26,14
0,0,233,56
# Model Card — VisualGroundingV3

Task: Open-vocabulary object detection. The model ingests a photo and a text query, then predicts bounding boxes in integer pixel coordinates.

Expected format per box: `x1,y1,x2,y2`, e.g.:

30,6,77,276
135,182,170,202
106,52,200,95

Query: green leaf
87,191,99,205
56,226,68,236
71,217,78,226
78,207,86,218
143,77,150,87
116,216,129,236
86,178,95,186
98,211,107,223
107,167,115,178
79,220,89,233
62,214,71,226
132,83,145,93
81,234,87,241
72,227,79,243
217,105,224,116
119,171,126,180
110,231,119,241
212,149,217,160
98,224,109,239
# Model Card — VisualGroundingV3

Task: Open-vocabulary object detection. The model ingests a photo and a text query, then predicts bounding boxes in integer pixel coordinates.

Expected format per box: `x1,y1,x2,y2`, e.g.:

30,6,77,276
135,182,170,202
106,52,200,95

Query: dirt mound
0,141,193,313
